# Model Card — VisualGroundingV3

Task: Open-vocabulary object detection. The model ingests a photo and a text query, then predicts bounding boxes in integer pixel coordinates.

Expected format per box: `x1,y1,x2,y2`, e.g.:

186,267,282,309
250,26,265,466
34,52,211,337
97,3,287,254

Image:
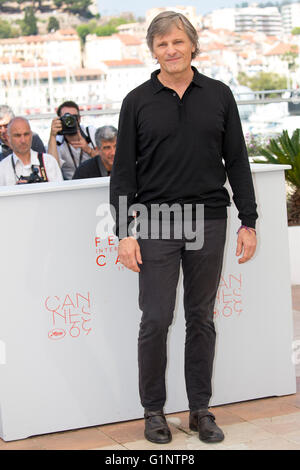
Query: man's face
99,138,117,171
152,23,195,77
8,119,32,156
0,114,11,145
60,106,80,123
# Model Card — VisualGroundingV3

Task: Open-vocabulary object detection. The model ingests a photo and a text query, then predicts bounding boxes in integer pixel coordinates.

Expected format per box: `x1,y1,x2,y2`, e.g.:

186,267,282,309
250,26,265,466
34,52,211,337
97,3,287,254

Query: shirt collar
13,149,38,166
97,156,110,176
151,66,204,94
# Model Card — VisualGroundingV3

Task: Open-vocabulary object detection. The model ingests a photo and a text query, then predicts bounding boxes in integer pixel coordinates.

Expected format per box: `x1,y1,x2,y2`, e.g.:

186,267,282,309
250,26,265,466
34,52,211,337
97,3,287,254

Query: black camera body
58,113,78,136
18,165,44,184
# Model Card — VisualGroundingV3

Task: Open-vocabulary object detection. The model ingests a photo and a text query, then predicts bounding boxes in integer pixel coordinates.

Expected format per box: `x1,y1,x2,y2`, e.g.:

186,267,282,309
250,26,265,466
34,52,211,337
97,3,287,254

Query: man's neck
157,67,194,97
15,151,31,166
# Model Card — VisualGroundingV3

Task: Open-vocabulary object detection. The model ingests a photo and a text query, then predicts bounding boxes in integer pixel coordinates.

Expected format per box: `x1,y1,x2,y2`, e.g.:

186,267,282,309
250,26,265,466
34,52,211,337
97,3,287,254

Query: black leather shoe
144,409,172,444
189,409,224,443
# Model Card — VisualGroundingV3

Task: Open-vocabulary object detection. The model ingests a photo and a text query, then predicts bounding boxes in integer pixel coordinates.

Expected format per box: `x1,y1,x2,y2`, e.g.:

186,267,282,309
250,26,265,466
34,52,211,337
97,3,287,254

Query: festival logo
94,236,124,271
214,274,242,319
45,292,92,340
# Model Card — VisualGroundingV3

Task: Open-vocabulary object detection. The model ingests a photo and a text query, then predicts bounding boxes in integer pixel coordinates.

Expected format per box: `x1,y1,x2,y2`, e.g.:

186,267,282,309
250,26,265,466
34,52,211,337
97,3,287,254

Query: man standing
73,125,117,179
48,100,98,179
110,12,257,445
0,117,62,186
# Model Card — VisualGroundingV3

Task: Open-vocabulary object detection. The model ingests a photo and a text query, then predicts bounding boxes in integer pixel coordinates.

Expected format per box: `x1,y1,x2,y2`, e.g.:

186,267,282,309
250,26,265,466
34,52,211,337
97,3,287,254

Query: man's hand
67,131,95,156
50,117,62,138
118,237,142,272
236,228,257,264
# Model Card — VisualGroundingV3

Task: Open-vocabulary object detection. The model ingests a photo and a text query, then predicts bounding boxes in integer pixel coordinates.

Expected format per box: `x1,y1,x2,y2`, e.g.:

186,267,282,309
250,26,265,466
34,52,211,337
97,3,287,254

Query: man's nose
166,44,177,55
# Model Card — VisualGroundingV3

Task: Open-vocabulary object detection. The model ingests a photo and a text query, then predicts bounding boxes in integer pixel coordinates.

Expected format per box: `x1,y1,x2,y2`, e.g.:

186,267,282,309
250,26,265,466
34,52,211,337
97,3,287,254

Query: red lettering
96,254,106,266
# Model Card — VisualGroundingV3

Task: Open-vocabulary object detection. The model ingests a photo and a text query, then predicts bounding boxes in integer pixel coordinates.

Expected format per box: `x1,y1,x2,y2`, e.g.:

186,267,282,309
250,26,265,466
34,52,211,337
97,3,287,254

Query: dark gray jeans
137,218,227,412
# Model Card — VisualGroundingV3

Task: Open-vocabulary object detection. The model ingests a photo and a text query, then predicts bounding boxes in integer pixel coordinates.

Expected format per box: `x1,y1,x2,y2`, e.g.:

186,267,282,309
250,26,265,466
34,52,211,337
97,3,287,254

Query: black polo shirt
110,67,258,238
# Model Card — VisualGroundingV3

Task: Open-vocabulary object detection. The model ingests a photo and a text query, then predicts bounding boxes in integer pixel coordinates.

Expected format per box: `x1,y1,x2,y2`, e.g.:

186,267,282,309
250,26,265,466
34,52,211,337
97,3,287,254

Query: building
84,33,144,69
206,5,282,36
235,6,282,36
145,6,202,29
281,3,300,34
0,29,81,69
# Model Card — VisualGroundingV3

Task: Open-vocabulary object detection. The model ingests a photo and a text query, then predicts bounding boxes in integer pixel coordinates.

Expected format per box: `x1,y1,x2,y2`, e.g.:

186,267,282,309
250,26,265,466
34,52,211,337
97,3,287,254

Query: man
0,117,63,186
48,100,98,180
0,105,45,161
110,12,257,445
73,125,117,179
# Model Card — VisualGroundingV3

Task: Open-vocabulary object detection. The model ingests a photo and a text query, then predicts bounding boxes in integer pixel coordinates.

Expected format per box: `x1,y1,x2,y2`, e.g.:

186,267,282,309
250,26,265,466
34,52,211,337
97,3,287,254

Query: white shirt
0,150,63,186
55,124,97,180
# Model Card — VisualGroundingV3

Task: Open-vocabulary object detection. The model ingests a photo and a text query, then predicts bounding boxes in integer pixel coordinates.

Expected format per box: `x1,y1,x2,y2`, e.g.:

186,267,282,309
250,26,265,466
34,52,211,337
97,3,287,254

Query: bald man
0,117,63,186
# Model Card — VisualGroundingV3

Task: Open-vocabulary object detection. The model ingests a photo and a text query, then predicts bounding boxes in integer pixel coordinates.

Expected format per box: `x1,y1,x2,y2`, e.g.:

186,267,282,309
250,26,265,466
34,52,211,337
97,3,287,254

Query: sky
97,0,248,18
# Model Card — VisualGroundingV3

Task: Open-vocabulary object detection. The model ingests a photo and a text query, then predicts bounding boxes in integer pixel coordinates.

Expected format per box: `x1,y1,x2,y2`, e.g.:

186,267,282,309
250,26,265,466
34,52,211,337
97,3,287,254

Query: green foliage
291,27,300,35
76,23,92,43
0,18,19,38
254,129,300,225
20,7,38,36
238,71,287,97
95,23,117,36
254,129,300,189
76,16,132,41
53,0,92,16
47,16,60,32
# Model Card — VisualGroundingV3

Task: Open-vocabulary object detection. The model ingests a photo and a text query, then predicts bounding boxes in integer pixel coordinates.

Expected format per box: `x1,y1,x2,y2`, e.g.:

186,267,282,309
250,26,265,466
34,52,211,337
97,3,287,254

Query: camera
18,166,44,184
58,113,78,135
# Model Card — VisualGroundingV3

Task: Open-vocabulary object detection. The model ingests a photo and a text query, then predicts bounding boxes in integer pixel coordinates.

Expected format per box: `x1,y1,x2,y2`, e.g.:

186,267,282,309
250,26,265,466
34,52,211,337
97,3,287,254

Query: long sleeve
110,94,138,239
222,86,258,228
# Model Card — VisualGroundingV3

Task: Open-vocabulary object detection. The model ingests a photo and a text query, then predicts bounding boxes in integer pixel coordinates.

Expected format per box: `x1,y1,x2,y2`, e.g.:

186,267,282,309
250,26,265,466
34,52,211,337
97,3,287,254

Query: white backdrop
0,164,296,441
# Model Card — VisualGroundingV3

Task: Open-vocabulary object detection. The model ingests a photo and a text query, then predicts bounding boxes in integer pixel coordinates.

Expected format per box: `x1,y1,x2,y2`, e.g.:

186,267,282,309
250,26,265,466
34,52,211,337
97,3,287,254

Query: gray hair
95,125,118,148
0,105,14,121
7,116,31,136
146,11,200,60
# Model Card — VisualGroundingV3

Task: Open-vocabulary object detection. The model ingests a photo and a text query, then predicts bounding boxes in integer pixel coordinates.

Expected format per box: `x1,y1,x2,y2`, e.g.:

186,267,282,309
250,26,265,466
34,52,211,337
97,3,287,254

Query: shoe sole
189,425,224,443
144,431,172,444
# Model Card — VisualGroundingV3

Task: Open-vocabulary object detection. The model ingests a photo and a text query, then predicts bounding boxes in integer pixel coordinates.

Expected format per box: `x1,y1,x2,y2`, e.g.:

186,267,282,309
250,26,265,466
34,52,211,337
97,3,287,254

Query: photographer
48,100,98,180
0,105,45,161
0,117,63,186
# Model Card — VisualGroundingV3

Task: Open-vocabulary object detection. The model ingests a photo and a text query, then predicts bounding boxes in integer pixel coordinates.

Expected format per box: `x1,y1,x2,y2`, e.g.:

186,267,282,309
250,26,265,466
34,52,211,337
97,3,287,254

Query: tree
238,71,287,96
0,19,19,38
20,7,38,35
291,27,300,35
47,16,60,32
54,0,93,16
77,23,92,44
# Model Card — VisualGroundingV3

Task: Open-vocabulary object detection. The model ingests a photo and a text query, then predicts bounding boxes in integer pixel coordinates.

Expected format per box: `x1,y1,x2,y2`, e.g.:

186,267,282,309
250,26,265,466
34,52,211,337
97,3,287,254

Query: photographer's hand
50,117,62,137
70,131,96,157
47,118,62,167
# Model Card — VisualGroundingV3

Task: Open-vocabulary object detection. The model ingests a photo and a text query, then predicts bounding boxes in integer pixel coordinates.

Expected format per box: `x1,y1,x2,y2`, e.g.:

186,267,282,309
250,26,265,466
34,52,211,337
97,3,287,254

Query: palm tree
254,129,300,226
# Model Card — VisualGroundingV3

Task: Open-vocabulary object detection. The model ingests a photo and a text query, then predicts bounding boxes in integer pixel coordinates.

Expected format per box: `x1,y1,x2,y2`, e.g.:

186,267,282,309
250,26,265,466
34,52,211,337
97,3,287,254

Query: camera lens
64,115,76,127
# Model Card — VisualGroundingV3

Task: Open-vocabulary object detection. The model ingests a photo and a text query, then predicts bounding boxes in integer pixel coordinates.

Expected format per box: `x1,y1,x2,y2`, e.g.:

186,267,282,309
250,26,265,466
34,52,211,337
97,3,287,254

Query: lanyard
66,142,83,170
11,155,27,182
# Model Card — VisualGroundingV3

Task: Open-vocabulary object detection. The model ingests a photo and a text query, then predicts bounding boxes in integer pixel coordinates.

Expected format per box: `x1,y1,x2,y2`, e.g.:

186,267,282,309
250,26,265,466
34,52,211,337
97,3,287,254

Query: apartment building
207,6,282,36
0,29,81,68
84,33,144,69
281,3,300,34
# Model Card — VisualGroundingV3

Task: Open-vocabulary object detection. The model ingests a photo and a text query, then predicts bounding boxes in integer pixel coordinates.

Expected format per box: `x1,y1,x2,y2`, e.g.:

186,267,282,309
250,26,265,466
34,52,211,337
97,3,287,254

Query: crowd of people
0,102,117,186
